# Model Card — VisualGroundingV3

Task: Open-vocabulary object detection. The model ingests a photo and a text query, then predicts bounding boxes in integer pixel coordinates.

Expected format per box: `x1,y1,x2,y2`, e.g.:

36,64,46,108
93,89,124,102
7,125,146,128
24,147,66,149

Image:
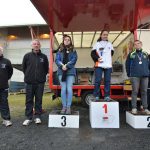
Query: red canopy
31,0,150,32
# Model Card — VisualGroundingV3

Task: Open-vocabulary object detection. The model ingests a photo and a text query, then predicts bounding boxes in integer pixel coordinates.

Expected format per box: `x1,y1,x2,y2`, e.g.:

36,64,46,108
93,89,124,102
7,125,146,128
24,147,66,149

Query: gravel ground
0,104,150,150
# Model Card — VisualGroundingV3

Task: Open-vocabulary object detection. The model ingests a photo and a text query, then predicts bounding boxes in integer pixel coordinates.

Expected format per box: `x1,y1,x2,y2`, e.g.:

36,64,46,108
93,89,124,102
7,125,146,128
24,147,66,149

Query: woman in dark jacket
55,35,77,114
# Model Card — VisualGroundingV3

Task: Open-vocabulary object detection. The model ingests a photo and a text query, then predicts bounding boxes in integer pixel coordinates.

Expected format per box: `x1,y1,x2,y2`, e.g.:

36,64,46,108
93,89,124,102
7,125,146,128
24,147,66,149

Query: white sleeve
110,42,114,51
92,43,98,50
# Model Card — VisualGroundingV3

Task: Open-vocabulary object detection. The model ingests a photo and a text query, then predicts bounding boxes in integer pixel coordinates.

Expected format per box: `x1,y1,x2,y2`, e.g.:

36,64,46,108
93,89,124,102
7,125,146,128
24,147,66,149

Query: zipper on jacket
35,53,38,82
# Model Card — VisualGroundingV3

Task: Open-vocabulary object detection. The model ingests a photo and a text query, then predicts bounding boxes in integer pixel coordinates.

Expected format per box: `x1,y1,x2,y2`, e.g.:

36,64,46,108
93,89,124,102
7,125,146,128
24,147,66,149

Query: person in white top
91,30,114,101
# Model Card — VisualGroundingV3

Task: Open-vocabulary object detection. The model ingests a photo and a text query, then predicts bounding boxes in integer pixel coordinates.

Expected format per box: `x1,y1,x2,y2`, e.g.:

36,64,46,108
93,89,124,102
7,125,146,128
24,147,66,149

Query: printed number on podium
61,116,66,127
102,104,108,120
147,117,150,128
103,104,108,114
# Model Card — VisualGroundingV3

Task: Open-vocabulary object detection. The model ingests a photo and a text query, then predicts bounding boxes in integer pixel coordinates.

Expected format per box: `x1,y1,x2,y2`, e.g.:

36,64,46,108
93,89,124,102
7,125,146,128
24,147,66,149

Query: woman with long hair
91,30,114,101
55,35,77,114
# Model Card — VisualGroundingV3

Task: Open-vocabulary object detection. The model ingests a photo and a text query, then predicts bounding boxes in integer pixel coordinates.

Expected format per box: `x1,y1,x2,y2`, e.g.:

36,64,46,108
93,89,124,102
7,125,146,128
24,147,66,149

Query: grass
0,93,81,121
4,93,62,120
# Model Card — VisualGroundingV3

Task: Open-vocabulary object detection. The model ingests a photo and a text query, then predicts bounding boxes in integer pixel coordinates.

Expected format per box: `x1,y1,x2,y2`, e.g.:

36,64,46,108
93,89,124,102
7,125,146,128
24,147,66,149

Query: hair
31,39,41,45
134,40,142,44
97,30,109,42
59,34,74,52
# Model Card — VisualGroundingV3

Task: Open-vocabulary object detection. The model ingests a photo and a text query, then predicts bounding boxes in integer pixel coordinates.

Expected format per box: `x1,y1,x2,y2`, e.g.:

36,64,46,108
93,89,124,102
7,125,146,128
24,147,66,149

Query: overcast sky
0,0,46,27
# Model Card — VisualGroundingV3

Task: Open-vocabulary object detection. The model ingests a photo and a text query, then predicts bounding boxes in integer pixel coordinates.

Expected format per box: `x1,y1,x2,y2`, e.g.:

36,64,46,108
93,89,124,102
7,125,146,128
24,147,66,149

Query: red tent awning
31,0,150,32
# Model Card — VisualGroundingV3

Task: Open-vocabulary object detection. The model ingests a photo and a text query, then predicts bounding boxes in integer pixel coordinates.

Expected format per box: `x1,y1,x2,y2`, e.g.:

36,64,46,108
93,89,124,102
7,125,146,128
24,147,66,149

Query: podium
90,100,119,128
48,110,79,128
126,111,150,129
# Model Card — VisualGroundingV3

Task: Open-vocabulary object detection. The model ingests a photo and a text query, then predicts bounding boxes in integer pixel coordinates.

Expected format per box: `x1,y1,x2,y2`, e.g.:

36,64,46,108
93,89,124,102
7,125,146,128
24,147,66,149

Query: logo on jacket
1,64,6,69
40,58,44,63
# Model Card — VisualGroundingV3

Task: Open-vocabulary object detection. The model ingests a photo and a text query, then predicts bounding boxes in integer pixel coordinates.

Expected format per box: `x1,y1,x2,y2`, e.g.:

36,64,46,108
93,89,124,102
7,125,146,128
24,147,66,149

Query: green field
0,93,80,121
3,93,61,119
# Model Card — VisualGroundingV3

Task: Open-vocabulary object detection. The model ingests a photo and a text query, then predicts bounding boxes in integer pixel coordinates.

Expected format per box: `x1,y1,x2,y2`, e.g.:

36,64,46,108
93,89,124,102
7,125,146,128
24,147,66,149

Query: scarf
62,48,69,81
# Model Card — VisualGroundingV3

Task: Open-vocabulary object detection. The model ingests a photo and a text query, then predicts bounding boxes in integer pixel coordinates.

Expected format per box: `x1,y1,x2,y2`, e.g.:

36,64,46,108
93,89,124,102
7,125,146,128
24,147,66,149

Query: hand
98,57,103,62
62,64,67,71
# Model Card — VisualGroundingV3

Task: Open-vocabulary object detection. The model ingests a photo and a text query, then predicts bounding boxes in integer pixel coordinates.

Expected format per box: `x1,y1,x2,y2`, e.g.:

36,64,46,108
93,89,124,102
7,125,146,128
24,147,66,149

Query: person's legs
130,77,140,109
25,84,34,120
93,67,103,99
0,89,11,120
147,77,150,110
148,88,150,110
104,68,112,98
34,83,44,119
66,76,74,107
59,76,67,114
140,77,148,109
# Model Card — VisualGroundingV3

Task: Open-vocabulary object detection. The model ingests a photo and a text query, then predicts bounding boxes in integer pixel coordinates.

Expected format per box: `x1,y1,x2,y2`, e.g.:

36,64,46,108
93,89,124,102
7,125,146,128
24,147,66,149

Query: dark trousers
0,89,11,120
25,83,44,120
93,67,112,98
130,77,148,109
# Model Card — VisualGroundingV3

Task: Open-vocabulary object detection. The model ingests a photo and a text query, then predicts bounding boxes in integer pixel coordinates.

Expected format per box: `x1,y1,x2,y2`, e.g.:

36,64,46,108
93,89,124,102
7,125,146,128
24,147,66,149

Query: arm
148,55,150,71
22,54,27,74
91,50,99,62
66,51,78,69
125,53,131,77
44,55,49,74
55,52,63,69
111,42,114,56
111,50,114,56
7,60,13,80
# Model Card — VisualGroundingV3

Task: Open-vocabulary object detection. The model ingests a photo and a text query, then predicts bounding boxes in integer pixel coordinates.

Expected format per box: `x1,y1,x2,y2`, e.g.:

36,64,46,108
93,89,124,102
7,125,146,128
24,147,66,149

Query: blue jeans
0,88,11,120
93,67,112,98
59,75,75,107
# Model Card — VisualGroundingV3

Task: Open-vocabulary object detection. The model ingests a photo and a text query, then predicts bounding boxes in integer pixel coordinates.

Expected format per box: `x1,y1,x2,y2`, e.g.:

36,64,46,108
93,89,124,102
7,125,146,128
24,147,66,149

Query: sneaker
104,96,112,102
23,119,32,126
131,108,137,114
92,96,99,102
60,107,66,114
34,118,42,124
66,107,71,115
2,120,12,127
140,105,144,111
144,109,150,115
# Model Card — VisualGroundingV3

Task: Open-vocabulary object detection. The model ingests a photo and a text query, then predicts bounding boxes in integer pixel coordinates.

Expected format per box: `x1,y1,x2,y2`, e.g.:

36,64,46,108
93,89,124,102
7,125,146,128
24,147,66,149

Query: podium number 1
61,116,66,127
103,104,108,114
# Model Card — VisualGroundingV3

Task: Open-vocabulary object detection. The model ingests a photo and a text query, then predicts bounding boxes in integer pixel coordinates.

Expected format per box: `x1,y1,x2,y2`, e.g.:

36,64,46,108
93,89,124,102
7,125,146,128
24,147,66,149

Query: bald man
22,39,49,126
0,46,13,127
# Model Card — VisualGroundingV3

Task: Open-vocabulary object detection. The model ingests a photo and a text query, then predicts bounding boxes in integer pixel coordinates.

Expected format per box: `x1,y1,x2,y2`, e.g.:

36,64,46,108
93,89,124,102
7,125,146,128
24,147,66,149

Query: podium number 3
147,117,150,128
61,116,66,127
103,104,108,114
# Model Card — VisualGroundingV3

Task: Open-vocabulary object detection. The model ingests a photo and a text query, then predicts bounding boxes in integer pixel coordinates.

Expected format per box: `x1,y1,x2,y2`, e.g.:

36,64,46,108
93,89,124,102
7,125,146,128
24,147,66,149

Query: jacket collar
32,49,41,55
136,49,142,53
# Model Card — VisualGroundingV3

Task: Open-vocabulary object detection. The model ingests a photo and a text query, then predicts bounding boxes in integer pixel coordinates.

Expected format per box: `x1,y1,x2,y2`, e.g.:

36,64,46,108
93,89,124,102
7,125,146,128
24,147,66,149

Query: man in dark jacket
126,40,150,115
0,46,13,127
22,39,49,126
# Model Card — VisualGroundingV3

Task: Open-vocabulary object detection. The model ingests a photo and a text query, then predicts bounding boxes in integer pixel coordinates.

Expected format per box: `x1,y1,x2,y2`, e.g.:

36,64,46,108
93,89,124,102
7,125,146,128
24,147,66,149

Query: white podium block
90,101,119,128
126,111,150,129
48,110,79,128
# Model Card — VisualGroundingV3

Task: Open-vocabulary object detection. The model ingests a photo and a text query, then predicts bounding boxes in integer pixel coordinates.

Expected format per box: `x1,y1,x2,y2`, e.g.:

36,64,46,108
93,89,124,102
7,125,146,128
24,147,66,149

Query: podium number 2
103,104,108,114
61,116,66,127
147,117,150,128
